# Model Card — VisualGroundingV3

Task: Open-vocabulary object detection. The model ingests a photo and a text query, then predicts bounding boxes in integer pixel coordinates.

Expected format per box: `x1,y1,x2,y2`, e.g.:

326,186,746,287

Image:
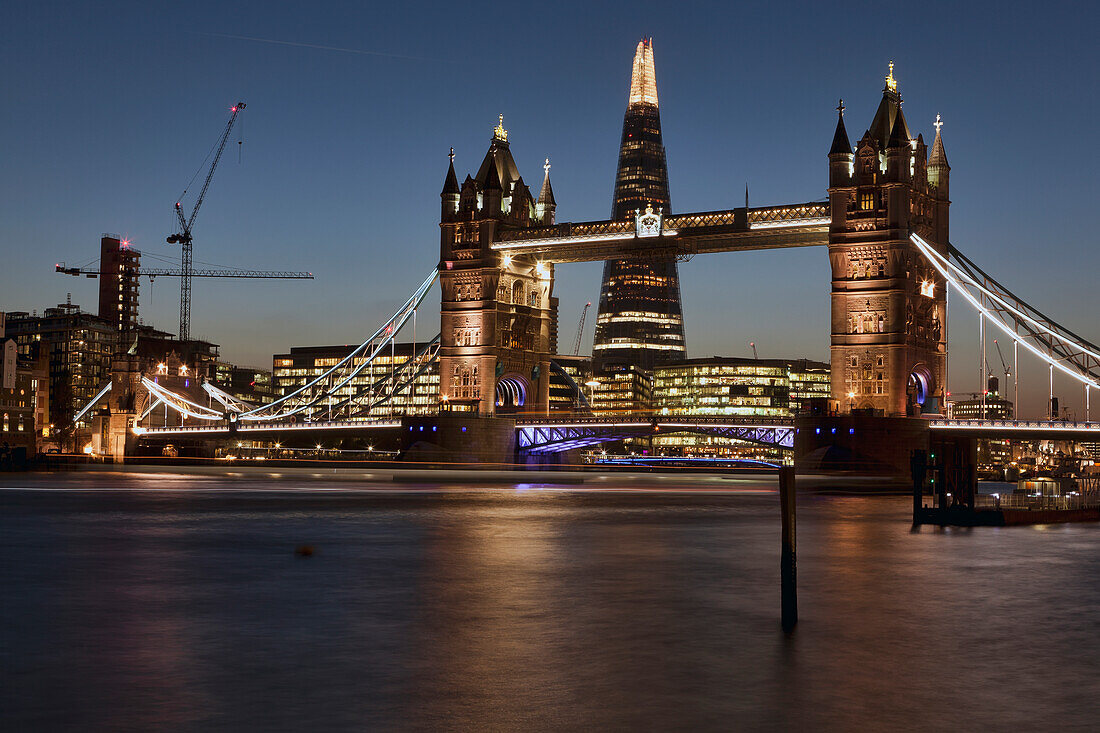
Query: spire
628,38,658,106
868,60,907,149
829,99,852,155
887,100,908,149
441,147,459,196
929,114,949,168
483,156,502,191
537,157,555,206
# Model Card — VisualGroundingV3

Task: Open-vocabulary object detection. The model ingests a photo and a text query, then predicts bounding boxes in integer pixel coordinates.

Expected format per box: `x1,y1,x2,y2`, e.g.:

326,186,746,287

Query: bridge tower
827,64,950,416
438,118,556,415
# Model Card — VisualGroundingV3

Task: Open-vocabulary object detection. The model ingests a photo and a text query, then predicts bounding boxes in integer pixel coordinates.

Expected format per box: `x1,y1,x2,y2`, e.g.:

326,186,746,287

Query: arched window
511,280,523,305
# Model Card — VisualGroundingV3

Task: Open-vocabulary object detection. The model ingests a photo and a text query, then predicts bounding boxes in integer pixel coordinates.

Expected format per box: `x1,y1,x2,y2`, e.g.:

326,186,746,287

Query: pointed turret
887,101,908,150
441,147,460,219
829,100,854,187
868,61,908,150
441,148,460,196
928,114,950,199
536,157,556,224
830,100,852,155
929,116,949,168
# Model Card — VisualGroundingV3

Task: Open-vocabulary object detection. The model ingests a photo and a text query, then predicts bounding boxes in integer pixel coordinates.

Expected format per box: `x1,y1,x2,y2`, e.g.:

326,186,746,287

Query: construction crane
167,102,245,341
573,302,591,355
993,339,1010,382
56,263,313,280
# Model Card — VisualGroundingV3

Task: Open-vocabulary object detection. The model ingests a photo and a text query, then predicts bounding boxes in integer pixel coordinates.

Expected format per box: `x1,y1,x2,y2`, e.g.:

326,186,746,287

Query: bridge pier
399,415,517,465
795,414,930,487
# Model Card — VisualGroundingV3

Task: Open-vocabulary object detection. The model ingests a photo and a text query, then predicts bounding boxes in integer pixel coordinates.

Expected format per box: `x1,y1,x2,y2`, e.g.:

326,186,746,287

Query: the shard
592,39,686,373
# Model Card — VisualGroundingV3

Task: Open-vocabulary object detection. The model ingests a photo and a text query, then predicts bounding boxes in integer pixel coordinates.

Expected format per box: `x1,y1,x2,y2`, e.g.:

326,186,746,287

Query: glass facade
650,357,829,456
272,343,439,417
592,39,686,376
5,305,115,430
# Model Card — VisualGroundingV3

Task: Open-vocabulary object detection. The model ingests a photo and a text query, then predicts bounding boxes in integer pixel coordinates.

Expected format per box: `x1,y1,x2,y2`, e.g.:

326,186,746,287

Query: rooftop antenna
750,341,758,360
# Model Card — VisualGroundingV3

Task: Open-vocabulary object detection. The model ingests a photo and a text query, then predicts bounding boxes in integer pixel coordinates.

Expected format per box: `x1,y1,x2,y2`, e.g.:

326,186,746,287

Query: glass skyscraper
592,39,687,374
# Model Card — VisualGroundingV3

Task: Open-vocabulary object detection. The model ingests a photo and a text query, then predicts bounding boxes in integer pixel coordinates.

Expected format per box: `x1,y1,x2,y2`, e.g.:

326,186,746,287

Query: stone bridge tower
827,63,950,416
438,117,556,415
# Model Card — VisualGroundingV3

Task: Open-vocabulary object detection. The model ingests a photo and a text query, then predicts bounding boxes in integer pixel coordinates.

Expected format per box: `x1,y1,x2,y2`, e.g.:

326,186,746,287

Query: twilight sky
2,0,1098,418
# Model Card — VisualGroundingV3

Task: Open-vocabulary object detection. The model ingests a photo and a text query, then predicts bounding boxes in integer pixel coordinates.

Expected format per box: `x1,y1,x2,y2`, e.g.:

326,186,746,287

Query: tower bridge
80,46,1100,496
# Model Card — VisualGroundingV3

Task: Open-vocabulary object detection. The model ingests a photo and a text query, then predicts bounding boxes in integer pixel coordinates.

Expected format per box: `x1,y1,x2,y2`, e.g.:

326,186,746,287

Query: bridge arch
495,373,530,410
908,363,934,410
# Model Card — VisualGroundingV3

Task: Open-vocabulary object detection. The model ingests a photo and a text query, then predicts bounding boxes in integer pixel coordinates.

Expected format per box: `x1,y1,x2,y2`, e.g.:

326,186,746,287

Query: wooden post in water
779,465,797,632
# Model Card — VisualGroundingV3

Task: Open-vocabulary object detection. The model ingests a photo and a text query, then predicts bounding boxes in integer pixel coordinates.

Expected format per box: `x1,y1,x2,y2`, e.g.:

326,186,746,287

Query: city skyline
3,1,1098,418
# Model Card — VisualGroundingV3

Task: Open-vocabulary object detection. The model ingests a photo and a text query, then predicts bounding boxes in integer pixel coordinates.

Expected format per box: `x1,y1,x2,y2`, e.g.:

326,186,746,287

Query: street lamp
847,391,856,412
584,379,600,409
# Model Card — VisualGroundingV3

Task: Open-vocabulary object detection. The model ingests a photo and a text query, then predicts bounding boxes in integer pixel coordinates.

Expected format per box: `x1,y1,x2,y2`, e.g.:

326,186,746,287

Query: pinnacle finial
628,38,659,106
885,60,897,93
493,114,508,142
837,98,845,116
449,147,455,163
544,157,551,174
933,114,943,134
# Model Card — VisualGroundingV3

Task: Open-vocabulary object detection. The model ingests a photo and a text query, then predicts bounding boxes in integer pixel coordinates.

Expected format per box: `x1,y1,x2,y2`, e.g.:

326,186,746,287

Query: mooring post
779,465,797,633
911,449,927,524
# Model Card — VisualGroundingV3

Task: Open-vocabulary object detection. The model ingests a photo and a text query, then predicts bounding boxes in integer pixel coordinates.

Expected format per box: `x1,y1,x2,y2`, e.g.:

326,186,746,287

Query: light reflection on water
1,470,1098,731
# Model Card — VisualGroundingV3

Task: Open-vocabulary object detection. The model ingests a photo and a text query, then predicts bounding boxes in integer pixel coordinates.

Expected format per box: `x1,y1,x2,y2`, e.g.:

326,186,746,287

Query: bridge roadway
134,415,1100,455
133,414,798,452
492,203,830,262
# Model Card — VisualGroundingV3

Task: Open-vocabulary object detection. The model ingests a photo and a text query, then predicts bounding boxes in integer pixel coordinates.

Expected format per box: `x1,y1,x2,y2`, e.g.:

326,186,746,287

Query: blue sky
2,0,1097,417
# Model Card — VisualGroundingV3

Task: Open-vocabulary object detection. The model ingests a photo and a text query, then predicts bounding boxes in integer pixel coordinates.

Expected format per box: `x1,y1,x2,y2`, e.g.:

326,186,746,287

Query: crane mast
573,302,591,356
167,102,245,341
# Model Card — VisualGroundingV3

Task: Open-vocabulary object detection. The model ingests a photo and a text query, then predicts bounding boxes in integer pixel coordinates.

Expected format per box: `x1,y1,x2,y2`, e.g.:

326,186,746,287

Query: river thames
2,468,1098,731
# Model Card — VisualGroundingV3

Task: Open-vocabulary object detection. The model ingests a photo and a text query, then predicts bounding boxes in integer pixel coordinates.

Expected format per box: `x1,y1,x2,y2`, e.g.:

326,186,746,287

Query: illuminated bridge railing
495,219,635,245
746,203,830,229
663,210,739,229
929,419,1100,436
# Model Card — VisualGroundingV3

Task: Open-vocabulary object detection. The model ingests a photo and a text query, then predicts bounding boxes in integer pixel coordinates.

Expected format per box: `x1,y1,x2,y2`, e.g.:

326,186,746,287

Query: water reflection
1,473,1098,730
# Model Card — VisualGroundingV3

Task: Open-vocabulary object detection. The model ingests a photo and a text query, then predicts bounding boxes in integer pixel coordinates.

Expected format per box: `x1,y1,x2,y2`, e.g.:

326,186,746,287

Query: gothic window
877,315,885,333
528,291,538,307
511,281,523,305
860,192,875,211
497,284,507,302
877,356,884,367
850,356,858,368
